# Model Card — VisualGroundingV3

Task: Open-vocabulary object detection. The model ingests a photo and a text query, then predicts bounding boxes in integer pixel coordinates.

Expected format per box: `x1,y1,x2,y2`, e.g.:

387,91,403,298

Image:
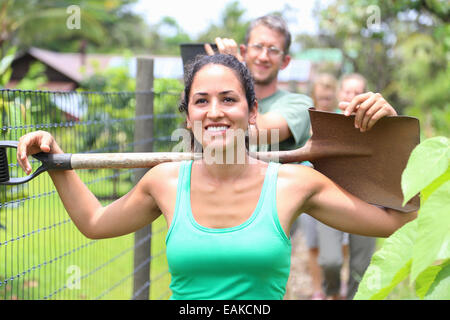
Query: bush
355,136,450,299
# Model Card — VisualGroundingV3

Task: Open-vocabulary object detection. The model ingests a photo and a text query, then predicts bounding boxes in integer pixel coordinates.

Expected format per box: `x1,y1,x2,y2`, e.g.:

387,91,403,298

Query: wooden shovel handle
70,152,203,169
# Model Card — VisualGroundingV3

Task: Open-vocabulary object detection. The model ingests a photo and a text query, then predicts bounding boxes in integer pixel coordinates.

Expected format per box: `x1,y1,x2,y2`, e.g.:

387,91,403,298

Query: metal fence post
132,57,154,300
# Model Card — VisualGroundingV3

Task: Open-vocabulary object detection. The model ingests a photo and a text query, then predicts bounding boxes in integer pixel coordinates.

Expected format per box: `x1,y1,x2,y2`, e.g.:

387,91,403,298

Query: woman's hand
17,130,63,175
338,92,397,132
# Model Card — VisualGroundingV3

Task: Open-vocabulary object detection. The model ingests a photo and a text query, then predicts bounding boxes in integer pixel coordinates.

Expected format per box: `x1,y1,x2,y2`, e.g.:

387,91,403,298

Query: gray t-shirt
255,89,312,152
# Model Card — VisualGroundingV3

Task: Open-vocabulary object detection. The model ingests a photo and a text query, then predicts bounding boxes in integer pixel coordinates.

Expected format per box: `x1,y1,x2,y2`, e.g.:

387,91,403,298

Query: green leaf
424,260,450,300
1,68,12,86
402,136,449,206
411,181,450,282
354,220,417,300
415,265,442,299
421,167,450,203
0,51,16,75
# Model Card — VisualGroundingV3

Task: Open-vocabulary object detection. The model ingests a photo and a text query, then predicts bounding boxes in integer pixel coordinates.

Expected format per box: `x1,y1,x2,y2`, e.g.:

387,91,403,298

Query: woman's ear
248,100,258,125
186,116,192,129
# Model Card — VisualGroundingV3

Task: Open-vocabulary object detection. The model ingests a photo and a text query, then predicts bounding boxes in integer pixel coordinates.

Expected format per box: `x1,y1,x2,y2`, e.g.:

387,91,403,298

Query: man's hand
338,92,397,132
204,37,244,62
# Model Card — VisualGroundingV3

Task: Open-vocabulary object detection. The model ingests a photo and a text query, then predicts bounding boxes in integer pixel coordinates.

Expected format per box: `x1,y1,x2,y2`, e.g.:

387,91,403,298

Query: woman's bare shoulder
142,161,183,188
150,161,182,175
277,163,325,192
278,163,319,179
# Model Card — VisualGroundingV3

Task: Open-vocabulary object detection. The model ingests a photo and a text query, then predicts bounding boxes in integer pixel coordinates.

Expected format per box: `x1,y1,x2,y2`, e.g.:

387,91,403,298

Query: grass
0,167,170,300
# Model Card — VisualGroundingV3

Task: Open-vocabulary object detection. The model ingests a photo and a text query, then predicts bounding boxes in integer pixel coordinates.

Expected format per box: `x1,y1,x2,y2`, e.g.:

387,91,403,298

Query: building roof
23,47,312,83
27,47,111,82
25,47,185,82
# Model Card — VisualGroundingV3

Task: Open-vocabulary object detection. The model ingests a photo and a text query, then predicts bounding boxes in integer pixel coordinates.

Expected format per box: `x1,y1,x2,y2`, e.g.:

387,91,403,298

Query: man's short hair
338,73,367,91
244,15,291,55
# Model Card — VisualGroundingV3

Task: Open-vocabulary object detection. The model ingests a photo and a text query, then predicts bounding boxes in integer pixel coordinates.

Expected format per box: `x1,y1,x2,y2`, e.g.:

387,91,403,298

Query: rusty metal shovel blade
307,108,420,213
254,108,420,212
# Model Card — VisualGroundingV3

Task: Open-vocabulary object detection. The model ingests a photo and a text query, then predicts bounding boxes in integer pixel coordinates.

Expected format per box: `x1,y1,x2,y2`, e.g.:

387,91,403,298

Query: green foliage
147,16,192,55
0,47,16,87
308,0,449,137
355,136,450,299
0,0,148,56
0,60,61,137
79,60,184,153
80,54,136,92
13,62,49,90
153,78,185,152
196,1,249,44
423,260,450,300
401,136,450,204
0,46,50,91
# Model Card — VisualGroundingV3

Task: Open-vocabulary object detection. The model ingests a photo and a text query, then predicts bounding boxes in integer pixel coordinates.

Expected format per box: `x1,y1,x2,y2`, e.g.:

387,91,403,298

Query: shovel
253,108,420,213
180,43,218,70
0,108,420,212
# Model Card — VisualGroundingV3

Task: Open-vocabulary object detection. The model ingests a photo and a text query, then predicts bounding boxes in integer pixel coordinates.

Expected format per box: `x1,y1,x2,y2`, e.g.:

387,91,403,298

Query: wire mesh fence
0,87,184,300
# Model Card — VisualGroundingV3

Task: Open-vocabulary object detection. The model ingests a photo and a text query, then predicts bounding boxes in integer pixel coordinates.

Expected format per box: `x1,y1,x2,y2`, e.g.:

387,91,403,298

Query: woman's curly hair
178,53,256,114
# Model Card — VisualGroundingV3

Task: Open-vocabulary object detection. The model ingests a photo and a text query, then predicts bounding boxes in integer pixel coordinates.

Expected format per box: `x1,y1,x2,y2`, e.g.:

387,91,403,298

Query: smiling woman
179,54,257,158
15,54,416,300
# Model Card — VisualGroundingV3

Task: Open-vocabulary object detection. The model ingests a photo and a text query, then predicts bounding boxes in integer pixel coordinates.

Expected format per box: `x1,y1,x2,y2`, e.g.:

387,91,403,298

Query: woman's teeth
206,126,228,131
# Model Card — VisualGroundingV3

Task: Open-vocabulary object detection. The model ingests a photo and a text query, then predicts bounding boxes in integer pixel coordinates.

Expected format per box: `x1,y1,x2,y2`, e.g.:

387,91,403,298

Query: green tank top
165,160,291,300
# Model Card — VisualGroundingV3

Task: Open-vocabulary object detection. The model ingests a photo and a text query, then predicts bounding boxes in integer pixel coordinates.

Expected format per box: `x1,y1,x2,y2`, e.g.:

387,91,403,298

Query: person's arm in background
253,94,312,146
250,111,297,144
205,38,244,62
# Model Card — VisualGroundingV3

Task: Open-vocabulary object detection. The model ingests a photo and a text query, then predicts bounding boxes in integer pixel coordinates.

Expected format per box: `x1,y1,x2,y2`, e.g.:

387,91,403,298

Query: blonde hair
338,73,367,91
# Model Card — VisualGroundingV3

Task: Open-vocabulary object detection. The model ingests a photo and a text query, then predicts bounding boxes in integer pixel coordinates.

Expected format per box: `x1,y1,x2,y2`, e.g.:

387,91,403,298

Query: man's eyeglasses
248,43,284,57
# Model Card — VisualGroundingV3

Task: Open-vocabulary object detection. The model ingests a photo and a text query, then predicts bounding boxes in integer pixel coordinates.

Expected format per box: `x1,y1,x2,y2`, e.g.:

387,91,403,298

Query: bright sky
132,0,324,38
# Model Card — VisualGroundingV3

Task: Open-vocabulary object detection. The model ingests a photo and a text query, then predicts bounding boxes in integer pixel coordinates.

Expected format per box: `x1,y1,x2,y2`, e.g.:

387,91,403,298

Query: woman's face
186,64,257,153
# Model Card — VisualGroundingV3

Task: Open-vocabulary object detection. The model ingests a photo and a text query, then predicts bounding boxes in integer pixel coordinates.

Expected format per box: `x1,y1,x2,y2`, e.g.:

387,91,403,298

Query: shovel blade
308,109,420,213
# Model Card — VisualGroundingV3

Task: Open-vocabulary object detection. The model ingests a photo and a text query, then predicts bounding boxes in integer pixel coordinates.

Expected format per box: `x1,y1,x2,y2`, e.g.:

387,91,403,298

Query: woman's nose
207,99,224,118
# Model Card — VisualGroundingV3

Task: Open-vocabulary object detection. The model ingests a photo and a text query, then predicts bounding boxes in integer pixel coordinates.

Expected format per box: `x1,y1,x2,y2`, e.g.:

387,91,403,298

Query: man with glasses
206,14,312,152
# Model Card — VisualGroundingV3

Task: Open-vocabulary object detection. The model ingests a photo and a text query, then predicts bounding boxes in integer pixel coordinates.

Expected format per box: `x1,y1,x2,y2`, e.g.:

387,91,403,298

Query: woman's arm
299,167,417,238
17,131,161,239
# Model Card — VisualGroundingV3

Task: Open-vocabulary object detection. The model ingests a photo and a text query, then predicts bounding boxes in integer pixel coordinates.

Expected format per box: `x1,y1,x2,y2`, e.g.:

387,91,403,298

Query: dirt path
284,226,313,300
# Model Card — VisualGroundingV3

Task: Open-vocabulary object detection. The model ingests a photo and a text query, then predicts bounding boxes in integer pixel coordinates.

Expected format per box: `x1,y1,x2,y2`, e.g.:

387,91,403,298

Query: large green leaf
402,136,449,206
415,265,443,299
354,220,417,300
421,167,450,203
424,260,450,300
411,181,450,282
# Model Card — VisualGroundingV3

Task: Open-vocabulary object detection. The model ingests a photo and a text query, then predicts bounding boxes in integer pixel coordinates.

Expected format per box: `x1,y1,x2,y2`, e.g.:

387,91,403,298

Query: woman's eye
223,97,236,103
195,98,207,104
